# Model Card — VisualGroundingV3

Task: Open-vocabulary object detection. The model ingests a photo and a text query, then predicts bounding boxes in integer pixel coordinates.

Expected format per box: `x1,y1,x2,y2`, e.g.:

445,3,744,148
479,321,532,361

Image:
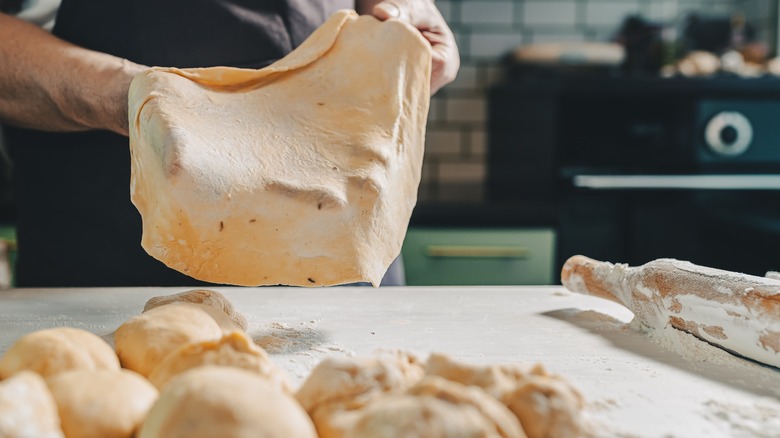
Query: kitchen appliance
488,76,780,278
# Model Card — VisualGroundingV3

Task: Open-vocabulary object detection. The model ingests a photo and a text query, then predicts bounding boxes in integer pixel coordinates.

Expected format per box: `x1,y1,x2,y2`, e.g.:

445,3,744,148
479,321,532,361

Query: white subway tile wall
422,0,755,202
523,2,578,27
737,0,777,46
585,2,643,27
461,1,515,26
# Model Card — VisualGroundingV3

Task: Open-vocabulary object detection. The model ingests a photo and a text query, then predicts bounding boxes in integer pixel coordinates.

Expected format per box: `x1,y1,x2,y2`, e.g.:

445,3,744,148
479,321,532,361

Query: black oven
488,77,780,277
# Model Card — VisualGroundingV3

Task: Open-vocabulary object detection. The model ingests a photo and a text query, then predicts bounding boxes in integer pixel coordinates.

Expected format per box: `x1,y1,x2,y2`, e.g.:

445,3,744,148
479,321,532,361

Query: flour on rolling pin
561,255,780,369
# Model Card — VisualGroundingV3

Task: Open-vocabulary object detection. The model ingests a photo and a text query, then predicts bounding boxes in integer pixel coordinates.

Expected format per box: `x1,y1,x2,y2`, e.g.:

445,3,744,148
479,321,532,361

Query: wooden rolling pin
561,255,780,368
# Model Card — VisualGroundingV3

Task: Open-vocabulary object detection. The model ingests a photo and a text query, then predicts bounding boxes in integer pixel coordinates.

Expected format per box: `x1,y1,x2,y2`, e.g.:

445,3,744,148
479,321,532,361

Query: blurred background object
613,15,665,74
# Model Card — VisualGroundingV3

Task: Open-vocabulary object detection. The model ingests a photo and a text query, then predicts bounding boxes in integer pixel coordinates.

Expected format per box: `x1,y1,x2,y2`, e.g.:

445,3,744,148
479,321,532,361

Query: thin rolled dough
128,10,431,286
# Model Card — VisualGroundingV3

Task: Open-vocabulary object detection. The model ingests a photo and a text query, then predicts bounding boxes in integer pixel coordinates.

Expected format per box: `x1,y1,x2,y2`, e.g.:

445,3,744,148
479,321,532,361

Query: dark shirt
7,0,360,287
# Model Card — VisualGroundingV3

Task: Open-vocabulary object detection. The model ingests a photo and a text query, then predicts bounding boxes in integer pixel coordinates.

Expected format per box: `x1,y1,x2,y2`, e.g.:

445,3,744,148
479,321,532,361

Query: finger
430,46,459,94
372,0,438,30
372,1,402,20
370,0,459,94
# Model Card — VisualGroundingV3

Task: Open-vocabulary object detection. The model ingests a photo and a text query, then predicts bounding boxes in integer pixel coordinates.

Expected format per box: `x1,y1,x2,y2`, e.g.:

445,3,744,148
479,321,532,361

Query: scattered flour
581,400,642,438
642,321,778,373
247,319,354,385
552,308,780,436
703,398,780,438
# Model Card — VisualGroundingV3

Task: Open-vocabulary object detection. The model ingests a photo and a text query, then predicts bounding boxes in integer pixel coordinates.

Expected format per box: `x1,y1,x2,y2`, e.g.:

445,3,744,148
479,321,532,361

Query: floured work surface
1,286,779,437
128,10,431,287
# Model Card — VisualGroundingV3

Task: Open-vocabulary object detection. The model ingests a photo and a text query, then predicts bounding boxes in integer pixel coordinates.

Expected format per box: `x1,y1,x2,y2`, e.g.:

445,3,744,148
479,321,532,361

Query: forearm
0,13,145,136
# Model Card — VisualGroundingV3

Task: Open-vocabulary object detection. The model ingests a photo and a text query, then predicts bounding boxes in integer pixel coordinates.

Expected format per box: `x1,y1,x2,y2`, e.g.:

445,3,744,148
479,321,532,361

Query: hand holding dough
128,10,431,287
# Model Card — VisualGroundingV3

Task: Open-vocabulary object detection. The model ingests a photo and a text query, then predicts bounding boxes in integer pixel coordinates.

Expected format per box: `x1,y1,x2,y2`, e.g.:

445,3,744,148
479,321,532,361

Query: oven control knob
704,111,752,157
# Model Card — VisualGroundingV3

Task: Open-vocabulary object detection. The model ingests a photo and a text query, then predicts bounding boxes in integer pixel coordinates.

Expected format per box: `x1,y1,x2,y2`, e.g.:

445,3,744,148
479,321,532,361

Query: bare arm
0,13,145,136
356,0,459,94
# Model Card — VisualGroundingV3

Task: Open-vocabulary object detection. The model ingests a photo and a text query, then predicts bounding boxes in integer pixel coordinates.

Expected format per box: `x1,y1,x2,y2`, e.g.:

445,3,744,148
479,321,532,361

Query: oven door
558,175,780,277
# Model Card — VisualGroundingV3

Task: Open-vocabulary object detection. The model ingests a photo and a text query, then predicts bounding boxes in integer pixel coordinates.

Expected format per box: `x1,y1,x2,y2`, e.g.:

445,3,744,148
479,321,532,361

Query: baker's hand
368,0,459,94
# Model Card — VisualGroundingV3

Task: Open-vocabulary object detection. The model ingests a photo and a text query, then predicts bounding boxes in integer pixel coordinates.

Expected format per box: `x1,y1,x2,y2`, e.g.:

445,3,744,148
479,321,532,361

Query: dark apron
7,0,410,287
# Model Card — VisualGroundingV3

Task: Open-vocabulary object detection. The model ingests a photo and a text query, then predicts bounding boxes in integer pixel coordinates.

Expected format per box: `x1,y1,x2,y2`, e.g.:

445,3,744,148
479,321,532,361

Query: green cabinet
401,228,556,286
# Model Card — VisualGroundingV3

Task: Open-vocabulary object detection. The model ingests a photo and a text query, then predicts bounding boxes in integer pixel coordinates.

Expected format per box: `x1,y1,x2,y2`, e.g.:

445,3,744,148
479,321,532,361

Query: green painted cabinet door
401,228,556,286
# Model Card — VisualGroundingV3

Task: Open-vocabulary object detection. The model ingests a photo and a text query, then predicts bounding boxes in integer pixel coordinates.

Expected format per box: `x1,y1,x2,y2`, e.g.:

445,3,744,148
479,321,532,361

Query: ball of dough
676,51,720,77
46,369,158,438
501,377,584,438
147,330,290,392
424,354,584,438
295,351,424,437
345,394,497,438
143,289,248,331
138,366,317,438
296,350,423,411
425,353,544,399
0,371,64,438
406,376,525,438
0,327,119,379
114,303,223,377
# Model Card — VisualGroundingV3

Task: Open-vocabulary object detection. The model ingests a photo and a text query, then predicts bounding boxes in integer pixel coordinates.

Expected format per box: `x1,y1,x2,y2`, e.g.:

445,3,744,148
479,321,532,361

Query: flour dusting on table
704,398,780,438
247,319,354,384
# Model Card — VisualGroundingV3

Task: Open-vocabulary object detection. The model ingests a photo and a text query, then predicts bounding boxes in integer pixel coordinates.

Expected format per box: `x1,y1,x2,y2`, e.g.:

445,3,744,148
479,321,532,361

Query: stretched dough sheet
128,10,431,287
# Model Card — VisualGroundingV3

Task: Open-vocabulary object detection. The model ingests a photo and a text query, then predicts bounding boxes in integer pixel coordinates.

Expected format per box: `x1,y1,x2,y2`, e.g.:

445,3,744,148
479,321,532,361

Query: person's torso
7,0,353,287
53,0,353,68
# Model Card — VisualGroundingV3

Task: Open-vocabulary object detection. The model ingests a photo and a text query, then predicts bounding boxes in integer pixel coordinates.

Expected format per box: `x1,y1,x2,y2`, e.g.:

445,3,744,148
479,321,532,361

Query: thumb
372,1,405,21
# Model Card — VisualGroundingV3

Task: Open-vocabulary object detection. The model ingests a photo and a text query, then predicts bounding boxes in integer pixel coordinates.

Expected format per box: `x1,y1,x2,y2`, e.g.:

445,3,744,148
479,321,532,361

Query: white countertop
1,286,779,437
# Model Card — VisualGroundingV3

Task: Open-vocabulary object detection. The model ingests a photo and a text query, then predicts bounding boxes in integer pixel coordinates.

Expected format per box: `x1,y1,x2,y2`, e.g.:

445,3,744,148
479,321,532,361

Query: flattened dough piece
343,375,525,438
128,10,431,287
46,369,158,438
425,354,584,438
502,377,585,438
138,366,317,438
405,376,525,438
114,303,223,377
0,327,120,379
0,371,64,438
296,351,424,411
295,351,424,438
147,331,290,392
345,394,498,438
143,289,248,331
